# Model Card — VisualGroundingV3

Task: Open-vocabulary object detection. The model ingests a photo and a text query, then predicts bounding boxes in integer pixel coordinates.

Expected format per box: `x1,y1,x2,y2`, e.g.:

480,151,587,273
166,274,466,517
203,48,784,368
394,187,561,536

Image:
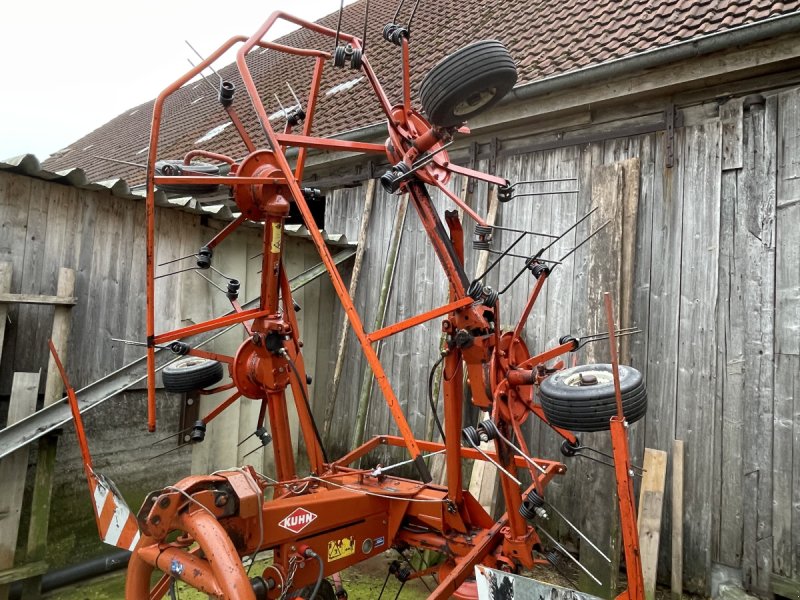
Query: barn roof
42,0,800,185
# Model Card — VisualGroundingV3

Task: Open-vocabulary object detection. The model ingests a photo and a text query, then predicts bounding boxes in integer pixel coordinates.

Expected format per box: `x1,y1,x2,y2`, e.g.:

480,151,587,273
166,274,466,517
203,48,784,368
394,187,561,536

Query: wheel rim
561,369,615,387
453,87,497,116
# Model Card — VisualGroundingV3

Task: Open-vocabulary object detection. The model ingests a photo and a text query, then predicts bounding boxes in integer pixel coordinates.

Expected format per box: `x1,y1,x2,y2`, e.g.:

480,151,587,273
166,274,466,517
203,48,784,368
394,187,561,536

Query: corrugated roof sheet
38,0,800,186
0,154,354,245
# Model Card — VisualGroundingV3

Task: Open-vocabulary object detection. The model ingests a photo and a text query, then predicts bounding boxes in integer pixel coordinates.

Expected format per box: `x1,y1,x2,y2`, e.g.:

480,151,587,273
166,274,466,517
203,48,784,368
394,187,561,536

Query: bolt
535,507,549,520
184,435,190,443
151,515,161,525
158,497,171,509
215,494,229,507
628,469,635,477
186,398,194,406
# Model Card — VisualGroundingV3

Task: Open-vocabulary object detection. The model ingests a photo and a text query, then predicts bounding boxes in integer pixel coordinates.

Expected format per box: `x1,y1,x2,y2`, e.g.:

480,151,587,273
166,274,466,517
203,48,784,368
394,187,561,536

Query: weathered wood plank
0,264,11,370
637,448,668,600
0,372,39,600
775,89,800,584
721,98,744,170
717,167,744,568
671,439,684,600
0,293,76,305
675,120,721,593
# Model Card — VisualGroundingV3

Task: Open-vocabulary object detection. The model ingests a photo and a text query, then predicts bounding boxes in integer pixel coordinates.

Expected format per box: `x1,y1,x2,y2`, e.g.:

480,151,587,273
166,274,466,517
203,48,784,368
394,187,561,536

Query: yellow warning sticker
270,222,282,254
327,536,355,562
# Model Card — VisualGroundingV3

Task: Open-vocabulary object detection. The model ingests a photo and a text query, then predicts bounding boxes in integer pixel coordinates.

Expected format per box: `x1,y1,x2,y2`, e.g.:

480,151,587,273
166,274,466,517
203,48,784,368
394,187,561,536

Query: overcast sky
0,0,356,161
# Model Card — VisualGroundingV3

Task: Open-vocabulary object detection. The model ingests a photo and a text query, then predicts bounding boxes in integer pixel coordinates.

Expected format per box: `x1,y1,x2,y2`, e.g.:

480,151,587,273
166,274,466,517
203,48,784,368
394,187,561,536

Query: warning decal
327,536,356,562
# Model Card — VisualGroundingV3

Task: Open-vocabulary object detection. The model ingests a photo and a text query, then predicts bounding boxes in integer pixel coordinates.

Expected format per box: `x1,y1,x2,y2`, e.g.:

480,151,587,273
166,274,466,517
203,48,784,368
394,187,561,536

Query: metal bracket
488,137,499,174
467,141,479,194
665,103,676,168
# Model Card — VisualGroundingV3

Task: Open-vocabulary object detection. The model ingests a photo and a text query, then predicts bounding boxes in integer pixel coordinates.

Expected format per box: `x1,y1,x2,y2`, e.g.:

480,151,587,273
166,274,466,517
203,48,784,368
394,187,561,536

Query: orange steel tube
153,308,271,345
224,104,257,152
201,391,242,424
367,296,475,343
445,162,508,187
206,214,247,250
443,349,464,503
509,270,548,350
153,175,286,186
183,150,236,165
294,56,325,182
267,390,297,481
605,292,644,600
235,14,429,481
274,133,386,154
137,546,224,596
48,341,93,474
433,178,488,227
146,34,249,430
178,510,256,600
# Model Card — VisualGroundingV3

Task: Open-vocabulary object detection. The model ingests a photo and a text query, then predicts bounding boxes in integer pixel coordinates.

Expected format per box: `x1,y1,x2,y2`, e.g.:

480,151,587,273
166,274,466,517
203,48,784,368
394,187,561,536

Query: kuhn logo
278,508,317,533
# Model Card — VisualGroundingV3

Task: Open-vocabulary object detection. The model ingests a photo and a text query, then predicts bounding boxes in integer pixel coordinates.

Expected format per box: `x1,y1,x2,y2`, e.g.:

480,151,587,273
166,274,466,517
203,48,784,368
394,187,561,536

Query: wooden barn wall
321,88,800,594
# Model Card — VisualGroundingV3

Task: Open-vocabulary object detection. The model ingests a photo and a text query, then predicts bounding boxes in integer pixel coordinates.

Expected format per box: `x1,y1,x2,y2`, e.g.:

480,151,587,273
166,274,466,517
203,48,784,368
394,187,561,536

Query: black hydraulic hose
9,550,131,599
427,354,446,443
307,550,324,600
284,352,330,463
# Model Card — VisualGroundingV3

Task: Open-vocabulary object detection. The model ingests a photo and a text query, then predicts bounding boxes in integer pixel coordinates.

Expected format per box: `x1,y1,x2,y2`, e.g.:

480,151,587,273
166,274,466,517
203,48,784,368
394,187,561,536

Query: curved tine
464,438,521,485
534,524,603,586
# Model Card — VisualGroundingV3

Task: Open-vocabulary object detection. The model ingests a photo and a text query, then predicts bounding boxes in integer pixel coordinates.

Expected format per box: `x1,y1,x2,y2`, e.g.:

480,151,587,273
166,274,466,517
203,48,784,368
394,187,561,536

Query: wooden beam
671,439,684,600
771,573,800,600
0,293,76,306
0,372,39,600
0,263,10,369
323,179,376,441
637,448,668,600
0,562,48,587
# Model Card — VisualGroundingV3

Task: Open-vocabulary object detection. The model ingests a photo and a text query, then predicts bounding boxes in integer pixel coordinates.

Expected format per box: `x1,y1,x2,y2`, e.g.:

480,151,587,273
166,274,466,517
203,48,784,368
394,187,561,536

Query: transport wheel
419,40,517,127
538,364,647,432
162,357,224,393
155,160,220,194
294,579,337,599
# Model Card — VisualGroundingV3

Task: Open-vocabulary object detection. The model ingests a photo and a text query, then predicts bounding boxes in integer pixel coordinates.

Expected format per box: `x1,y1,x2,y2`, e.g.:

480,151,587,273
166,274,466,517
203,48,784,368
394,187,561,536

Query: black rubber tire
539,364,647,432
162,357,224,393
294,579,336,600
155,160,220,195
419,40,517,128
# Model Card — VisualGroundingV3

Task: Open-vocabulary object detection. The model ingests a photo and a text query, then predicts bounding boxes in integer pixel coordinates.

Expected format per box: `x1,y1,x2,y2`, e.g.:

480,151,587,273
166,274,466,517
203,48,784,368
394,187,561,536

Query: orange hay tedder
52,5,650,599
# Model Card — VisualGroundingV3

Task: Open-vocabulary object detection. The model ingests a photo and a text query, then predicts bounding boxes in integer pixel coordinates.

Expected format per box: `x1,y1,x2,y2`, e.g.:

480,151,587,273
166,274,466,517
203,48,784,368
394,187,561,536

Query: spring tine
511,177,578,188
392,0,407,24
148,444,188,462
465,439,521,485
286,82,302,108
154,266,198,280
577,445,645,472
157,253,198,267
273,93,287,118
474,231,527,281
539,206,598,255
186,58,219,95
194,270,227,294
242,443,265,461
577,328,640,349
559,218,610,262
185,40,222,84
93,155,147,170
491,223,559,239
511,190,580,199
209,264,237,280
535,525,603,586
486,249,561,264
546,503,611,562
237,432,257,447
493,427,546,475
392,579,407,600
